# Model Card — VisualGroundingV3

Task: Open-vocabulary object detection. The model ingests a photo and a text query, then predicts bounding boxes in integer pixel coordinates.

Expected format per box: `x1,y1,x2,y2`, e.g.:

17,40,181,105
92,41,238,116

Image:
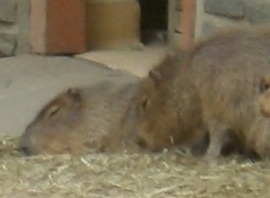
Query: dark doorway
138,0,168,45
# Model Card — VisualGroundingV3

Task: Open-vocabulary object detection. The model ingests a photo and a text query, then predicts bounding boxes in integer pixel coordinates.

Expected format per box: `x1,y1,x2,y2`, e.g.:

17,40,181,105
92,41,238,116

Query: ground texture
0,136,270,198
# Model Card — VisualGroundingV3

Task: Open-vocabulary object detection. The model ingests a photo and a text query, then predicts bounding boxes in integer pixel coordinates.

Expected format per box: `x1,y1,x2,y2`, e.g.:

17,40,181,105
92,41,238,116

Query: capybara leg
190,130,209,156
204,122,231,160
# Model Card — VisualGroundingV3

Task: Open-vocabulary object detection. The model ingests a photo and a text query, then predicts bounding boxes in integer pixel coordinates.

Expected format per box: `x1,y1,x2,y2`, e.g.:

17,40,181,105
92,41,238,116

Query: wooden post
180,0,195,49
168,0,176,46
30,0,87,54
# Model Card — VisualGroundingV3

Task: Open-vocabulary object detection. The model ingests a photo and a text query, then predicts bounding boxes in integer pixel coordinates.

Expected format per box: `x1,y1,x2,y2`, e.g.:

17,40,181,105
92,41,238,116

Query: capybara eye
259,78,270,93
48,105,61,118
264,84,270,92
149,70,162,85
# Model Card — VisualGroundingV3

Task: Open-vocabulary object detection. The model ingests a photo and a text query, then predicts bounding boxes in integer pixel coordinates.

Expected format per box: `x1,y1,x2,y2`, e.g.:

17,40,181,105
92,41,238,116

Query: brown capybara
133,49,239,156
186,26,270,159
19,78,140,155
258,73,270,117
133,50,209,154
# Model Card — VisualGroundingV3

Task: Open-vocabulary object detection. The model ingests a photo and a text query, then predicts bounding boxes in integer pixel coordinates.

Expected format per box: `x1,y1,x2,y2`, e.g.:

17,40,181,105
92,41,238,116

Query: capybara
258,73,270,117
133,26,270,159
19,78,140,155
186,26,270,159
133,50,209,154
133,49,238,156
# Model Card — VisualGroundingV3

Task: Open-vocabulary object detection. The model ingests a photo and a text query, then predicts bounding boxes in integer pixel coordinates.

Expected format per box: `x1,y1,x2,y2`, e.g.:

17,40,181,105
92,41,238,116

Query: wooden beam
180,0,195,49
168,0,176,46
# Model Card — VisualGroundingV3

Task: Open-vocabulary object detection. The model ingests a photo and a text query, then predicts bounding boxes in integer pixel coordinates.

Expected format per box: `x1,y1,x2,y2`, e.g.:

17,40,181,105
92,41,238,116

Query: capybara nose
19,146,31,156
136,138,147,148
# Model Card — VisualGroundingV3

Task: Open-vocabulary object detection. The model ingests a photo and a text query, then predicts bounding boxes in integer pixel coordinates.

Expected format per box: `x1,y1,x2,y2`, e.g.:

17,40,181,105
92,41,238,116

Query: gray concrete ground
76,45,168,77
0,47,166,137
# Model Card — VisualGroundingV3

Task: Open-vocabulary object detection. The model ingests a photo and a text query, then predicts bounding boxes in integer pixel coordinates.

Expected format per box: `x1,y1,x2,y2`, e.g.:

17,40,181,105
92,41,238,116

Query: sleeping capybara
133,50,209,154
258,73,270,117
19,78,140,155
186,26,270,159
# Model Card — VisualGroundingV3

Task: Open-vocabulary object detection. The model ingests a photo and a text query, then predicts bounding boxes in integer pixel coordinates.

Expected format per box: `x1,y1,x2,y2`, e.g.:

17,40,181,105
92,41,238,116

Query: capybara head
19,88,86,155
258,74,270,117
134,53,183,151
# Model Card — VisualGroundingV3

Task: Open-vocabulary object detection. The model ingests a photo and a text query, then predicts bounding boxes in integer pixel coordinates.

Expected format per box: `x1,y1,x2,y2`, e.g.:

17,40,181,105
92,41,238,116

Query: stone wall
0,0,30,57
195,0,270,39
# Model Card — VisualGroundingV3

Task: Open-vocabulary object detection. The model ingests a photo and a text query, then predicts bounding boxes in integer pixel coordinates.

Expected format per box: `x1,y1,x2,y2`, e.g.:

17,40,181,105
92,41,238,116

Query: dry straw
0,135,270,197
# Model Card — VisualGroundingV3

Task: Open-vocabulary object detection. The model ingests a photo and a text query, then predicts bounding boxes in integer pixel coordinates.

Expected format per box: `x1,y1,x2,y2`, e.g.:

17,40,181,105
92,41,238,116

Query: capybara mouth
136,138,165,153
136,138,147,148
18,145,32,156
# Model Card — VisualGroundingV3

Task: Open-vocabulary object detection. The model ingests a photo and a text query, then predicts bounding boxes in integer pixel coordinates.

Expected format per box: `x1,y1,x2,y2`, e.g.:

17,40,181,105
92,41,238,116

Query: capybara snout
19,132,33,155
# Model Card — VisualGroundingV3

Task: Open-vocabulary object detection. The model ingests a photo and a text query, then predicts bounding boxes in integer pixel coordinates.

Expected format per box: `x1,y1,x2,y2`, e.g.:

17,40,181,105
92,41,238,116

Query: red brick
30,0,87,54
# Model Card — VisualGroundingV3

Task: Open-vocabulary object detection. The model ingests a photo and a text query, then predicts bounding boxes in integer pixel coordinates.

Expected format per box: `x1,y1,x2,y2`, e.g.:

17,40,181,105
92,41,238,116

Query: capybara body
186,27,270,159
133,26,270,159
20,78,140,155
133,51,208,153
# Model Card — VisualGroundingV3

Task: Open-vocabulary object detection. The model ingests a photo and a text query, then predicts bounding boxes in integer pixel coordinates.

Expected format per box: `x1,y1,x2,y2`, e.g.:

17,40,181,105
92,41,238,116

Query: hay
0,136,270,197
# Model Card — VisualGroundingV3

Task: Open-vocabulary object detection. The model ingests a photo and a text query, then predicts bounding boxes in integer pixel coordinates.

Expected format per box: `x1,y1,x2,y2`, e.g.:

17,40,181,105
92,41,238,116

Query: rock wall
0,0,30,57
195,0,270,39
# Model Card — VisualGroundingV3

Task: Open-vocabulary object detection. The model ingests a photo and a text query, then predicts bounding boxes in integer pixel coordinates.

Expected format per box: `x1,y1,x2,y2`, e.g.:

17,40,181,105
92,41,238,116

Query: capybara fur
133,50,208,154
20,79,140,155
258,73,270,117
186,26,270,159
133,50,238,156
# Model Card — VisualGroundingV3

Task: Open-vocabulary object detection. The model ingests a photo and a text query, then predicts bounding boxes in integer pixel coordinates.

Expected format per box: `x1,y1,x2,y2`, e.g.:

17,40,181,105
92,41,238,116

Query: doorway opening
138,0,168,45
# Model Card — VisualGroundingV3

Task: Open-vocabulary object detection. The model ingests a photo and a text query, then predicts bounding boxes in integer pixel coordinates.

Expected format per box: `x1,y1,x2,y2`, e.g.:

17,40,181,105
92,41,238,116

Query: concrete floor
0,46,168,136
76,45,169,77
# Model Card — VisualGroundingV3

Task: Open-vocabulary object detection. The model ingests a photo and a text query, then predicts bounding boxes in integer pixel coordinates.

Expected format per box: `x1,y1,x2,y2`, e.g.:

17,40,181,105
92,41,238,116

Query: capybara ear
67,88,82,102
259,77,270,93
149,70,162,85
